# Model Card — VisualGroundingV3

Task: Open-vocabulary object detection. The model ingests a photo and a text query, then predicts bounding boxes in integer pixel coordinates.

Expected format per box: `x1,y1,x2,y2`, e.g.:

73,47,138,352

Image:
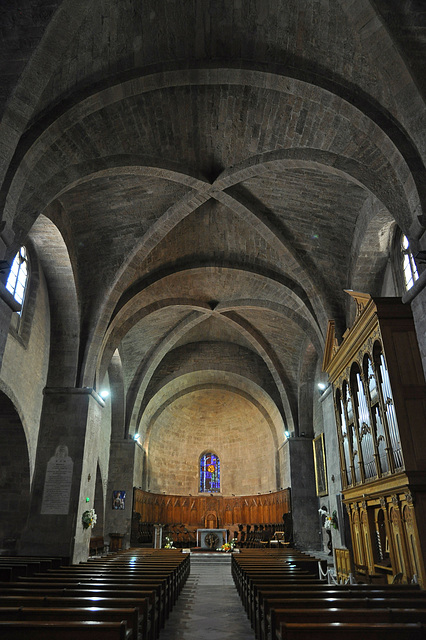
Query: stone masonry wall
0,264,50,481
146,387,278,496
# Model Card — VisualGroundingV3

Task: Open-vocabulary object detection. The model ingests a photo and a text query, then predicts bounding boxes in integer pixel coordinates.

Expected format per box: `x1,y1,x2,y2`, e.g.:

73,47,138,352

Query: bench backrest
278,622,425,640
0,620,129,640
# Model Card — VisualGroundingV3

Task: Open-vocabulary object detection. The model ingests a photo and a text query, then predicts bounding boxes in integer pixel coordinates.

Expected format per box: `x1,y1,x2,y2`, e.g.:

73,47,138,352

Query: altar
197,528,227,550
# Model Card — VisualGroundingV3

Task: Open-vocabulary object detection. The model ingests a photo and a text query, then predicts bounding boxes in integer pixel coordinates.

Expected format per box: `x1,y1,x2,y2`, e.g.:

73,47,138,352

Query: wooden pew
18,563,186,619
277,621,426,640
265,597,426,640
0,619,130,640
0,548,189,639
74,555,190,602
0,595,149,639
0,557,190,639
87,557,190,605
251,585,424,639
0,557,62,572
14,575,169,622
0,587,157,640
49,565,184,607
243,578,321,618
0,606,139,639
231,551,424,640
255,584,424,627
270,608,426,640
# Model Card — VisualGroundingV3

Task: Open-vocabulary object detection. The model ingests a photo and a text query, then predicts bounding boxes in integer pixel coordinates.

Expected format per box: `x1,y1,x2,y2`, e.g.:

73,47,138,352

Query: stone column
287,437,320,549
19,387,105,564
104,438,143,550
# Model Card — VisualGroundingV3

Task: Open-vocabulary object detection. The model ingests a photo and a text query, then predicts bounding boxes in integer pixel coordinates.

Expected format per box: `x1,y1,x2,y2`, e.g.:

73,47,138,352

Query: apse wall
144,387,277,496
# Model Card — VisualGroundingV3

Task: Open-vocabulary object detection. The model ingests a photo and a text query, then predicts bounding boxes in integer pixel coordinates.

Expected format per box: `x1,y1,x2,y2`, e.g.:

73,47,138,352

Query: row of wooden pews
232,548,426,640
0,555,64,581
0,548,189,639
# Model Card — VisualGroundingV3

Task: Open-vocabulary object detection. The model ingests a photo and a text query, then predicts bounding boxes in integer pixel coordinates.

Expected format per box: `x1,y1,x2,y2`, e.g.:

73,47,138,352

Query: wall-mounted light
99,389,110,399
134,433,140,440
285,430,290,438
317,383,326,391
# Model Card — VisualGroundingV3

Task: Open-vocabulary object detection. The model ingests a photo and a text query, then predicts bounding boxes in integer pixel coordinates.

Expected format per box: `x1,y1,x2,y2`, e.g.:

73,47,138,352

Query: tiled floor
160,554,255,640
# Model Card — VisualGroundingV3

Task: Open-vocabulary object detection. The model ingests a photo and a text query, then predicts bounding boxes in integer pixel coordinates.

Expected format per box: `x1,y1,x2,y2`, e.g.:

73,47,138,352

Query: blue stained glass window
199,453,220,493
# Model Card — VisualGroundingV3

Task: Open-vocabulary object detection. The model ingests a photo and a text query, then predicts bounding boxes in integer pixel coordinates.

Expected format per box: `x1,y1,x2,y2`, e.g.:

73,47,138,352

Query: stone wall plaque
41,445,73,515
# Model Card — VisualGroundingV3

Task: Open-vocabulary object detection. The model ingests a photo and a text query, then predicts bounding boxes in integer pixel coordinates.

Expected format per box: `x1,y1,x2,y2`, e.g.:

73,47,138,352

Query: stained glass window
199,452,220,492
6,246,29,314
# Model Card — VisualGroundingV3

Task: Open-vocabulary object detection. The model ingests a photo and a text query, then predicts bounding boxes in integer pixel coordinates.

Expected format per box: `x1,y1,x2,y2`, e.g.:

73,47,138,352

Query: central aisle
160,553,255,640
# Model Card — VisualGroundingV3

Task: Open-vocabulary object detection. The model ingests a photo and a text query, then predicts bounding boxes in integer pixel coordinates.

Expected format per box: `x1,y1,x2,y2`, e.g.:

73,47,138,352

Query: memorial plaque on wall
41,445,74,515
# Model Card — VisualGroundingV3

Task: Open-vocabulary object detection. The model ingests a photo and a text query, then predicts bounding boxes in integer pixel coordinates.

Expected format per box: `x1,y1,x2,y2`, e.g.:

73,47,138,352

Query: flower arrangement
82,508,97,529
221,538,237,552
318,507,338,530
164,535,174,549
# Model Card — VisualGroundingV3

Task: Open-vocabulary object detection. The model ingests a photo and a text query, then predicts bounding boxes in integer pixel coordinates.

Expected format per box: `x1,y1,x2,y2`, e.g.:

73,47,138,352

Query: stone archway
0,391,30,552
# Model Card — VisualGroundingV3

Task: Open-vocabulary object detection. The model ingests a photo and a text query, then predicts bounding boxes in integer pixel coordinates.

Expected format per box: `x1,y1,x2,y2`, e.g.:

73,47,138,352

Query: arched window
199,452,220,493
6,246,29,313
401,235,419,291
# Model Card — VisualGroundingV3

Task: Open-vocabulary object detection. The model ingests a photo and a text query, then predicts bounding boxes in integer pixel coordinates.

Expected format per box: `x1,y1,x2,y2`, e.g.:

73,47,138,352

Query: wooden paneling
132,488,290,527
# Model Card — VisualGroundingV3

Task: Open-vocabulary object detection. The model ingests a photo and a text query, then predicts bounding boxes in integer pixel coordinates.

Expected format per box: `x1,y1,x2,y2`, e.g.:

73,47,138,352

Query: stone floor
159,549,334,639
159,553,255,640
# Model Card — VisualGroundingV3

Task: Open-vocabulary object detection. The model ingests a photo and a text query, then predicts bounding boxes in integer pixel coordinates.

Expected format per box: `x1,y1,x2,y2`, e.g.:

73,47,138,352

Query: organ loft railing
323,292,426,588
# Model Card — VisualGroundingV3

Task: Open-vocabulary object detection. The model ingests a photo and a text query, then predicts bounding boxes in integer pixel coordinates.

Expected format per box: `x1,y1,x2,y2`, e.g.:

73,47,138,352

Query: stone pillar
287,437,320,549
19,387,105,563
0,282,20,372
105,438,141,550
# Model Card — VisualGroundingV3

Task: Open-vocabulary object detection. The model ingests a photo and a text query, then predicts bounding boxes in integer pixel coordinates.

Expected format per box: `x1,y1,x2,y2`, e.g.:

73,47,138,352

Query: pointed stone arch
0,390,31,551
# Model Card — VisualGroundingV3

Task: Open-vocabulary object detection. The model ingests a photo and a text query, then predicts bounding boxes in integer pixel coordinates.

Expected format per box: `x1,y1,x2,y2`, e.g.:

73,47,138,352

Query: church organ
323,292,426,587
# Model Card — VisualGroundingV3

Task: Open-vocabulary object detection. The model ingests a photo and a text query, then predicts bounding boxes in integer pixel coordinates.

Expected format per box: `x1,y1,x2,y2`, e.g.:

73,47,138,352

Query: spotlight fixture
317,383,326,391
134,433,140,440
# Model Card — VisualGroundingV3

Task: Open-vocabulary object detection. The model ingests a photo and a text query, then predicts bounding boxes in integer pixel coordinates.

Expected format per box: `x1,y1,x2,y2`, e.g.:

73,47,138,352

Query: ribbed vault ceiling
2,1,425,443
